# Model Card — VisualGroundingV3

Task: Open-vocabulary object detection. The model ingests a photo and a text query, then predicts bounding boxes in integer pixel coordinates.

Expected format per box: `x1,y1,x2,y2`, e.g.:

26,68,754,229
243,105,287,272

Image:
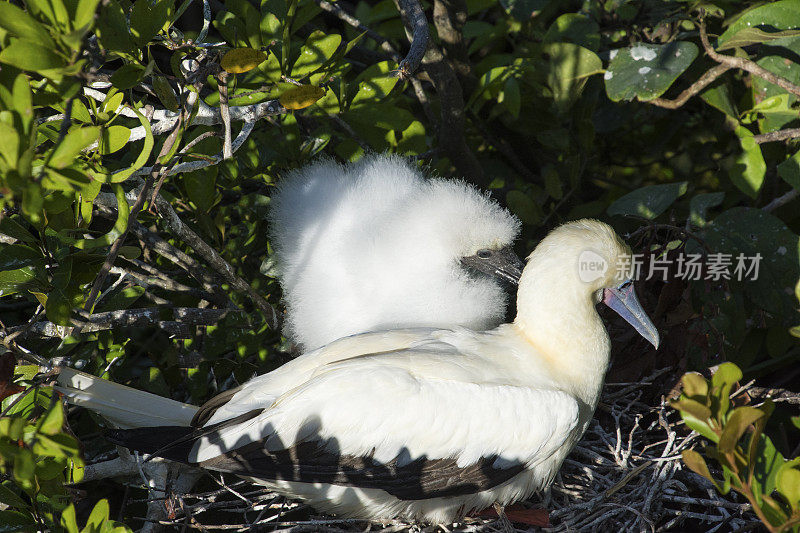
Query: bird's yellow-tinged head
517,219,659,349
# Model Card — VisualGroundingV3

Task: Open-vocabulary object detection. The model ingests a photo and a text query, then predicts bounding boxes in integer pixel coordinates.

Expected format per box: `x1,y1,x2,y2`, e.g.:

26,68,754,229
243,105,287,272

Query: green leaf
719,0,800,48
107,106,153,182
49,127,100,169
130,0,173,46
0,122,20,169
221,48,267,74
542,42,602,110
84,499,110,532
152,75,178,111
607,182,688,219
109,63,146,91
99,125,131,155
730,126,766,198
543,13,600,51
604,42,698,102
718,406,764,454
45,288,72,326
718,27,800,51
681,449,724,492
502,77,521,119
0,3,55,47
0,40,66,72
0,482,29,510
61,504,79,533
96,0,135,55
777,148,800,191
681,372,709,399
0,217,37,243
506,190,543,225
703,208,800,318
499,0,547,20
74,0,103,30
751,432,785,500
671,397,719,442
0,245,42,272
351,76,398,106
37,402,65,436
71,184,129,250
776,458,800,510
292,31,341,78
689,192,725,228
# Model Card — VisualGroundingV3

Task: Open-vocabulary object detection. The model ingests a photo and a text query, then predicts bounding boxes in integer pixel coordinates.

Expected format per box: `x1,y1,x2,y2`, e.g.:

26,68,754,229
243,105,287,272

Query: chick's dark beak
461,245,524,285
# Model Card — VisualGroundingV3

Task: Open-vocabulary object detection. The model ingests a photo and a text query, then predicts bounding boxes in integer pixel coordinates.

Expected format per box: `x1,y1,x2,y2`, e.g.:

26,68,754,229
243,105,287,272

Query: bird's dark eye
476,249,492,259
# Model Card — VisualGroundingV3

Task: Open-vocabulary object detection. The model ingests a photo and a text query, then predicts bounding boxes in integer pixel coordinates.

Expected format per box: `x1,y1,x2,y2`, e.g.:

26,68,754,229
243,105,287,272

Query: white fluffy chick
269,154,522,350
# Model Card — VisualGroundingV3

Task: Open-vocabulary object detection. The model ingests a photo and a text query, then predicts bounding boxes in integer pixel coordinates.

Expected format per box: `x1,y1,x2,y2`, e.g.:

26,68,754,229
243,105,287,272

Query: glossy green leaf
543,42,602,110
543,13,600,51
777,148,800,191
681,372,709,399
718,27,800,51
0,40,66,72
85,499,111,532
109,63,146,91
681,449,723,492
49,127,100,169
0,3,55,47
37,403,65,436
689,192,725,228
605,42,698,102
719,0,800,48
505,190,543,225
96,0,135,54
107,106,153,182
74,0,103,30
0,483,28,510
703,208,800,318
607,182,688,219
776,459,800,510
292,31,341,78
130,0,173,46
729,126,765,198
718,406,764,454
99,125,131,155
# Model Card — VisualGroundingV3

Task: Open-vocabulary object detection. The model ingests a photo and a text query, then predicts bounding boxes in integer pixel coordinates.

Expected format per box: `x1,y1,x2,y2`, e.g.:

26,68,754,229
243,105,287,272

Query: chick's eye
476,249,492,259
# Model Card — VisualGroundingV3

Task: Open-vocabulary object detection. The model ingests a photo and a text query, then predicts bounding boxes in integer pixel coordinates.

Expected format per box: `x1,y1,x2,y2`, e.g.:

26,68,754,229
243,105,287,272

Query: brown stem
699,21,800,99
432,0,475,94
648,64,732,109
753,128,800,144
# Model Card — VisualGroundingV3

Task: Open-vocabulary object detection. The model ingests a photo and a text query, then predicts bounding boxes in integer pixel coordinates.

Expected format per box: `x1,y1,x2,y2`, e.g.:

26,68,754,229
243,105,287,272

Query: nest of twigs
83,367,764,533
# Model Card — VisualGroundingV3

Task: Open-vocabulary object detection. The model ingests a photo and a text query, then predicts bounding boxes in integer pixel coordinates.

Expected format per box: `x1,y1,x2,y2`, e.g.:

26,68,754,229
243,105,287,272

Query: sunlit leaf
221,48,267,74
279,85,325,109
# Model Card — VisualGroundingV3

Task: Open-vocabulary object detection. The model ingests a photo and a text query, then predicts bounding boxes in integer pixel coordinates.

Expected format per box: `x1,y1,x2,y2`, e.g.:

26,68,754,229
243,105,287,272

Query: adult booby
107,219,659,524
269,154,523,350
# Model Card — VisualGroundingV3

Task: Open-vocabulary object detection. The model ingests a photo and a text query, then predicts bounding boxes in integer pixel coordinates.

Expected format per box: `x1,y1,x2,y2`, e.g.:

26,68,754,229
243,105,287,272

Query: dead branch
396,0,430,77
648,64,732,109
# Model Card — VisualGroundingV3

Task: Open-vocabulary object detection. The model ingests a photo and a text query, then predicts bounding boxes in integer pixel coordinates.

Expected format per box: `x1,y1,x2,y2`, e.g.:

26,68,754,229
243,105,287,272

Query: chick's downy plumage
269,154,521,350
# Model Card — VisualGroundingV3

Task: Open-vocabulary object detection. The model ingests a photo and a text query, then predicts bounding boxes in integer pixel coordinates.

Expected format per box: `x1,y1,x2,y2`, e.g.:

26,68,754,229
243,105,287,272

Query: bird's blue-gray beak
602,281,660,349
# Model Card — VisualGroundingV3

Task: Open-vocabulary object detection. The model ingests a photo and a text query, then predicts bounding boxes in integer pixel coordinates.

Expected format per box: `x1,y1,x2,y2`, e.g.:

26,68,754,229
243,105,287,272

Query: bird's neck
513,261,610,407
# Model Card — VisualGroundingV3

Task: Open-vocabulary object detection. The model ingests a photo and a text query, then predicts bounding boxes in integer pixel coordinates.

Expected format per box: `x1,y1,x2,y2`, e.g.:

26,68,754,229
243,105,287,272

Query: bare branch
700,21,800,99
218,72,233,159
647,64,732,110
123,177,280,328
753,128,800,144
313,0,402,63
396,0,430,77
763,189,799,212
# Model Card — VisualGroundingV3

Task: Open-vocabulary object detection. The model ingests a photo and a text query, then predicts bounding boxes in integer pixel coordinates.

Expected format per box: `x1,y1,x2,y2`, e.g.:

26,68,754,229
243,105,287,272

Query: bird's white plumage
55,368,198,429
176,220,640,523
269,154,521,349
61,219,654,525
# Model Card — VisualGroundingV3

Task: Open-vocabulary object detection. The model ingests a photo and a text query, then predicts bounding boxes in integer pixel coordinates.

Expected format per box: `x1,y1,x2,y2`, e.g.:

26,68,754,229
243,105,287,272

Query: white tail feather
55,368,198,429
